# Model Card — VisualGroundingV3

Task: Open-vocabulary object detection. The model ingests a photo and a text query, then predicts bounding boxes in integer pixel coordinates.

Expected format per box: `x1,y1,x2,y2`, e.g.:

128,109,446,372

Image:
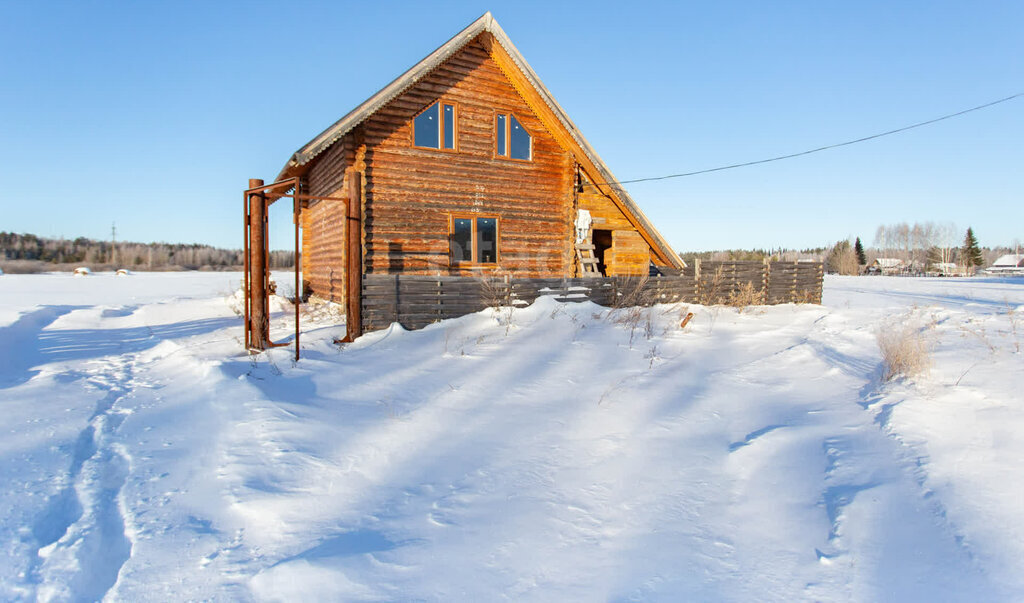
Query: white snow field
1,272,1022,601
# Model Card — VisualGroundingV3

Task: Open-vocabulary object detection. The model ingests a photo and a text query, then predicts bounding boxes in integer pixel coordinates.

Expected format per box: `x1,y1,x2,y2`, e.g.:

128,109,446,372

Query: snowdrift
1,272,1022,600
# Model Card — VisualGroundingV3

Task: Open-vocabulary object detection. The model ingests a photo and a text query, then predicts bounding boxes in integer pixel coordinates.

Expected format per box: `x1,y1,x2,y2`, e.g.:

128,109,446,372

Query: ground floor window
450,215,499,265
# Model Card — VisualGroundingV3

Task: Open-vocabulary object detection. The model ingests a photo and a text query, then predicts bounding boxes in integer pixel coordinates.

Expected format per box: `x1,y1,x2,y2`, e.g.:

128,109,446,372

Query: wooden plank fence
681,259,824,305
361,260,823,332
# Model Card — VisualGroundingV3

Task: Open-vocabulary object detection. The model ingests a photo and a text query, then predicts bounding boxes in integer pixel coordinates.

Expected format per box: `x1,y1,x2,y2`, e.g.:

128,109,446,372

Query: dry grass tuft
697,266,725,305
605,277,657,347
610,305,653,347
1008,303,1021,354
877,323,931,381
612,276,651,309
796,288,820,305
727,281,764,312
478,275,511,307
478,275,515,332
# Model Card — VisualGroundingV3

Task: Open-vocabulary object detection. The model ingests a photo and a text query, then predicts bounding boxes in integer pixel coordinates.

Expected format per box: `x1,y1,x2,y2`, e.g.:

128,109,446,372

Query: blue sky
1,1,1021,252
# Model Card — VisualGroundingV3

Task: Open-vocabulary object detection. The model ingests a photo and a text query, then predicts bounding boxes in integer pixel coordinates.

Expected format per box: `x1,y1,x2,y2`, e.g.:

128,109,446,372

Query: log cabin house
278,12,683,300
245,12,686,350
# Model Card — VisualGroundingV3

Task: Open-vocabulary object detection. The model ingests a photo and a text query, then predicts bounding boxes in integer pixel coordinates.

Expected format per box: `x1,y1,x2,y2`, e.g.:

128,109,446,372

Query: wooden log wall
295,32,682,303
362,261,823,332
302,138,355,303
357,36,574,277
609,230,649,276
577,191,652,276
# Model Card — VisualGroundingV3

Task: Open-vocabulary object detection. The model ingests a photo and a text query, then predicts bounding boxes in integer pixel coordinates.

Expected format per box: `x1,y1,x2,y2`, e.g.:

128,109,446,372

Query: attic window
413,101,457,150
495,113,531,160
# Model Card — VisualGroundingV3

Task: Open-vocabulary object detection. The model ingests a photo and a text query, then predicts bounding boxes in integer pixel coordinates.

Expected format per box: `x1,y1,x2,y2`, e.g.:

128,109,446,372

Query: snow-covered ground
1,272,1022,601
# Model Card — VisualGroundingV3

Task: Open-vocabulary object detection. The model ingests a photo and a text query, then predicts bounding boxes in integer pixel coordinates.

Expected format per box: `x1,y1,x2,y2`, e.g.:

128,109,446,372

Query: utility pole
111,222,118,265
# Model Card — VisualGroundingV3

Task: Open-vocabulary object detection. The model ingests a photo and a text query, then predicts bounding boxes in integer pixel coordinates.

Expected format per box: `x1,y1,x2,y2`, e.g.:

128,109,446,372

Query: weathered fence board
362,261,823,331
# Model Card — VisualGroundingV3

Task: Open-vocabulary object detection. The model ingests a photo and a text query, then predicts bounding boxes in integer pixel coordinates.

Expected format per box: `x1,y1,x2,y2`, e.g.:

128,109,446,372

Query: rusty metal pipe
344,175,363,342
243,186,252,350
282,192,348,202
244,177,298,196
243,176,320,358
294,194,300,361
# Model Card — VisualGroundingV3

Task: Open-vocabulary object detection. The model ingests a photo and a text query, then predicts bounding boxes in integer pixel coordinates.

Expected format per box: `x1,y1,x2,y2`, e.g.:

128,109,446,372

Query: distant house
928,262,966,276
866,258,904,275
985,254,1024,275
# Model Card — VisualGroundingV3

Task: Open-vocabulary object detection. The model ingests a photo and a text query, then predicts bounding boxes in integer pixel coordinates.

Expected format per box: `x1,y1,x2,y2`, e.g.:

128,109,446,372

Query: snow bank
0,273,1022,600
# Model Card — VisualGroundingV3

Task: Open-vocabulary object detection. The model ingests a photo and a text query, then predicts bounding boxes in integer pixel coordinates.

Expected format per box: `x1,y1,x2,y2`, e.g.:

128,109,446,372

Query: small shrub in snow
877,323,931,381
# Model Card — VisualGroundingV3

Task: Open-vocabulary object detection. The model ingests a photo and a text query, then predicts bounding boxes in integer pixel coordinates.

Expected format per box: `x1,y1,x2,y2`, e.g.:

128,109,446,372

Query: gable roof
278,12,683,269
992,254,1024,267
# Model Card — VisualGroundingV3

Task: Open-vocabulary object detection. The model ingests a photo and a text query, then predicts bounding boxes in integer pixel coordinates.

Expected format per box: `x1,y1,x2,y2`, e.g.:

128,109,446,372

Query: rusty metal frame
243,177,348,361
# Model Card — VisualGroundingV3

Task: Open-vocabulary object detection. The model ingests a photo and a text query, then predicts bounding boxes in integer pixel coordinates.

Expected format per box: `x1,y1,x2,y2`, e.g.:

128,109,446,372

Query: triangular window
413,101,457,150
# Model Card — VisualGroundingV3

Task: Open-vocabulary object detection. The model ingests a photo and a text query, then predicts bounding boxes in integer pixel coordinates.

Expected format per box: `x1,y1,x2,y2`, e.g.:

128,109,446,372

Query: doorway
593,229,612,276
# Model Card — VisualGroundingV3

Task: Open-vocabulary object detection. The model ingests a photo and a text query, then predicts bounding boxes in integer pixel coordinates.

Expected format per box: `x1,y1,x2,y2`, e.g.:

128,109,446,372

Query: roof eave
275,12,496,182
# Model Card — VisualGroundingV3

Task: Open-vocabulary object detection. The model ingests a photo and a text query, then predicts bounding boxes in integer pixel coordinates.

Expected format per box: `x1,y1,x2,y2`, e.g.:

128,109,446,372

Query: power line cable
591,92,1024,188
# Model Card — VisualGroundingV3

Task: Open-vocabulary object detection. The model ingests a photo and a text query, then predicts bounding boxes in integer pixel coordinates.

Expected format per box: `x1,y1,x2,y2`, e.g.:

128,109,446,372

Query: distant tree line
824,222,1013,275
0,232,294,271
683,222,1017,277
679,247,827,263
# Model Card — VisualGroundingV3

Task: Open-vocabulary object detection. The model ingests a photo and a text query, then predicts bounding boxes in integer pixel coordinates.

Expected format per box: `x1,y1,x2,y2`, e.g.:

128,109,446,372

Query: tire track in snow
29,355,136,602
801,316,993,598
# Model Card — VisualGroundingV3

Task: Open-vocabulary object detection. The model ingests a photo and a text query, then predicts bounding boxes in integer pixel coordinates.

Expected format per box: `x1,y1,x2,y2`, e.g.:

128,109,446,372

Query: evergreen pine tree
962,227,984,268
854,237,867,265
